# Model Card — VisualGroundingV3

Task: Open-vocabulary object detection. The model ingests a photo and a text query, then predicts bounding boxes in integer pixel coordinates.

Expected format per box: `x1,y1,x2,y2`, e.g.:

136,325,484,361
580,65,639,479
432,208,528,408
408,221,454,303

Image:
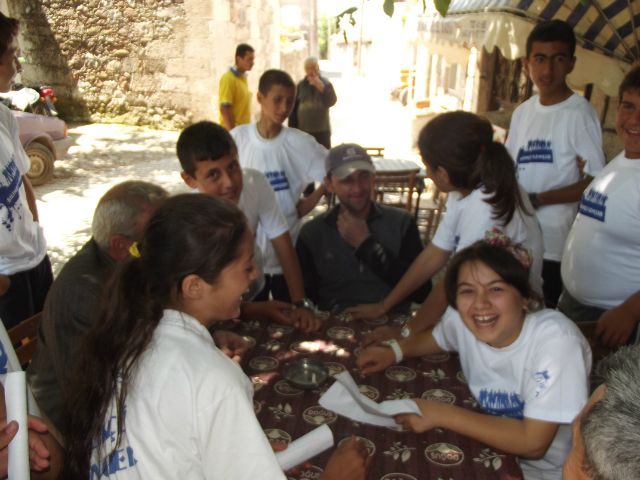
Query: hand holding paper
319,372,422,428
275,424,334,471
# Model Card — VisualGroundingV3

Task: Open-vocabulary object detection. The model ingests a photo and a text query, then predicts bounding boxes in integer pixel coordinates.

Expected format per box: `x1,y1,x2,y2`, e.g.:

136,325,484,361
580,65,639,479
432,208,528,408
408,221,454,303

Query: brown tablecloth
238,312,524,480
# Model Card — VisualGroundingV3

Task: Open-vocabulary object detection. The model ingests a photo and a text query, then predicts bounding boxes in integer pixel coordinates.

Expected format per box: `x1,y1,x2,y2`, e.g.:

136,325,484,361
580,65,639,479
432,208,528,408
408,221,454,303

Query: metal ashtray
283,358,330,390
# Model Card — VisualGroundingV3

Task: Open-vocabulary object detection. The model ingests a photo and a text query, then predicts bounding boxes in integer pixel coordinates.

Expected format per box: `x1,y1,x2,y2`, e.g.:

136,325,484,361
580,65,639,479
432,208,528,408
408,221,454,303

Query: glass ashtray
283,358,330,389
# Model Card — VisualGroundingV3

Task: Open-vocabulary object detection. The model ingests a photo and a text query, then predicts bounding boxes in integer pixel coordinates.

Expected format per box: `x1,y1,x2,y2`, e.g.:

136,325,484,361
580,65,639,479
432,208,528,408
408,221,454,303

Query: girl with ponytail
350,111,544,345
61,194,368,480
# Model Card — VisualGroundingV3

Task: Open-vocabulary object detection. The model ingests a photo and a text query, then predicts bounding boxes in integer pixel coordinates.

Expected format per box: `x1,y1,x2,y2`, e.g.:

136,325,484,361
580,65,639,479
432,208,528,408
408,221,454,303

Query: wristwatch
294,297,315,310
381,339,404,364
401,322,413,338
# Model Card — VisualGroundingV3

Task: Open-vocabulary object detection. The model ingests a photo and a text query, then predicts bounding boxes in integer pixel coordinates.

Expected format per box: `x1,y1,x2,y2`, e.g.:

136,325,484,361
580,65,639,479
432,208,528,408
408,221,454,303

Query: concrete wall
7,0,280,129
280,39,307,84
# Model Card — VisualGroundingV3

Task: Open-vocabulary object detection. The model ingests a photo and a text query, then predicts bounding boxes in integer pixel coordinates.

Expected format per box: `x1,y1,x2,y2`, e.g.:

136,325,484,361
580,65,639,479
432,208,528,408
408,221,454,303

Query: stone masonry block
146,40,184,59
166,59,211,79
157,73,190,93
185,0,213,18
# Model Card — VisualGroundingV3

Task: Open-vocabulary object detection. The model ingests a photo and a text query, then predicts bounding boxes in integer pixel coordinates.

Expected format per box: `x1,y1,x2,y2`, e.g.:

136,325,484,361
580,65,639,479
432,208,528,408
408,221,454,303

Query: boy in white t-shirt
506,20,605,308
231,69,328,302
177,121,320,332
0,13,53,331
559,66,640,348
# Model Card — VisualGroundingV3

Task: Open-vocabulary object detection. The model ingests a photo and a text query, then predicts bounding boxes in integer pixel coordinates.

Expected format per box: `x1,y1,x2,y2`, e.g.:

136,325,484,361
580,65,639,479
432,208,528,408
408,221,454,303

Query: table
238,312,524,480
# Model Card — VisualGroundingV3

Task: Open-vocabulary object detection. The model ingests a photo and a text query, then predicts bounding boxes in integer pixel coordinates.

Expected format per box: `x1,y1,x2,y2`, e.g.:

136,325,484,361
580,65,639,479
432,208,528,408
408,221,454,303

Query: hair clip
483,228,533,269
129,242,141,258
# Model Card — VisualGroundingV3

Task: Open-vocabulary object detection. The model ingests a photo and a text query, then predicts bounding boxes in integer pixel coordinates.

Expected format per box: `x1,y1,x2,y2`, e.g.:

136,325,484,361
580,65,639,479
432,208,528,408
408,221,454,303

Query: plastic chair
373,170,419,213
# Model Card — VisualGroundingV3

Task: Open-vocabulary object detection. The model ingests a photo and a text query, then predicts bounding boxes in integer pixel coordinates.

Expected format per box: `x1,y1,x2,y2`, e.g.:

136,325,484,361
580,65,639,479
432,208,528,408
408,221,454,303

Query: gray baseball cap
325,143,375,180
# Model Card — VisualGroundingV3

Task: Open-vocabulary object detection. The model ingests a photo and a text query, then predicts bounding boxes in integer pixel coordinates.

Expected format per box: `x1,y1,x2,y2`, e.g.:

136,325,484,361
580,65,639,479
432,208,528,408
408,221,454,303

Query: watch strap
382,339,403,364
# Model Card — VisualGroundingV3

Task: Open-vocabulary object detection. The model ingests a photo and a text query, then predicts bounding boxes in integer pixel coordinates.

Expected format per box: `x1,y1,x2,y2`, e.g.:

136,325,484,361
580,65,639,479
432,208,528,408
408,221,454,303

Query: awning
407,0,636,96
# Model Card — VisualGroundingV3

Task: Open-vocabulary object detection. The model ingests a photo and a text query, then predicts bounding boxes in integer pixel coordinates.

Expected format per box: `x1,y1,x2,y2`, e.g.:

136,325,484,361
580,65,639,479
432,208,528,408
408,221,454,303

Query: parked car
12,110,74,186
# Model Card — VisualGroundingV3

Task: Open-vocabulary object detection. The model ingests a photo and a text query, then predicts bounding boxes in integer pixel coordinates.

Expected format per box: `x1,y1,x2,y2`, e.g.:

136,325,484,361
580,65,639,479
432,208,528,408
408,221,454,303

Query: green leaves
383,0,395,17
434,0,451,16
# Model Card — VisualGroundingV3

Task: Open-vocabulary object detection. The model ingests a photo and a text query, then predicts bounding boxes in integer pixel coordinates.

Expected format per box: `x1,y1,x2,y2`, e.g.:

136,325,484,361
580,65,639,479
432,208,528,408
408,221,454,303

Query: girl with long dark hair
61,194,368,480
350,111,544,344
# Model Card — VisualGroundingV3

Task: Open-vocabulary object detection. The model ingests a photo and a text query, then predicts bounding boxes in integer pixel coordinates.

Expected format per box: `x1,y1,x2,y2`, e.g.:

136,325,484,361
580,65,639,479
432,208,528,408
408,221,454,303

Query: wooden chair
8,311,41,366
373,170,419,213
415,180,448,242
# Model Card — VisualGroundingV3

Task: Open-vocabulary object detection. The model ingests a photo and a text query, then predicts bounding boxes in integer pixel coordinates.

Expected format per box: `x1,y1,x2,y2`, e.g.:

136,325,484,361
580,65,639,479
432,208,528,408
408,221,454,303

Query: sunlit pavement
34,67,423,275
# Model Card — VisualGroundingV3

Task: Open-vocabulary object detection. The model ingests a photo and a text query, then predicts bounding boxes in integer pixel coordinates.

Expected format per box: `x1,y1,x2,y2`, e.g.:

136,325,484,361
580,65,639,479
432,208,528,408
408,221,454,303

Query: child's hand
345,303,387,322
289,307,322,333
356,345,395,374
359,325,402,349
320,436,370,480
212,330,249,362
394,399,441,433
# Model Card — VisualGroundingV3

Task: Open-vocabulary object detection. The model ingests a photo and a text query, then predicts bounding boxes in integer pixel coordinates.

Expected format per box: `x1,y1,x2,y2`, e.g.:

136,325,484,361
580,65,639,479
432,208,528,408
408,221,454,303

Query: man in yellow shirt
218,44,255,130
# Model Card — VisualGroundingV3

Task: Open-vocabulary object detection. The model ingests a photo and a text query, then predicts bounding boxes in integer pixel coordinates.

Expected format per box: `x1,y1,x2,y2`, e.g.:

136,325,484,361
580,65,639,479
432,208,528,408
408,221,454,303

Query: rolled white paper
275,424,334,471
5,371,29,480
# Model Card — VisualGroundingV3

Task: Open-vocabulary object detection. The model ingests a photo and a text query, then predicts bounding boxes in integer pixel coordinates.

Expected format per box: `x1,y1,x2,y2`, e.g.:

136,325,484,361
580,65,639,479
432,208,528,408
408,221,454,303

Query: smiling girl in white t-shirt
59,194,369,480
350,111,543,344
357,241,590,480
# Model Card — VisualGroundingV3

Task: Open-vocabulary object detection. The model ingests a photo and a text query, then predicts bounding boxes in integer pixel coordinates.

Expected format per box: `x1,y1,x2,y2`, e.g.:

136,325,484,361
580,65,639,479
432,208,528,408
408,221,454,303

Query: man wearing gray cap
296,143,431,314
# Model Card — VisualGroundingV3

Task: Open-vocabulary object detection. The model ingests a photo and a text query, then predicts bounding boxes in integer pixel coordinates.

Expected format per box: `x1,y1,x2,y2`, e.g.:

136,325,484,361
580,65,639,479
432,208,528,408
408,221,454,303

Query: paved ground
34,69,422,275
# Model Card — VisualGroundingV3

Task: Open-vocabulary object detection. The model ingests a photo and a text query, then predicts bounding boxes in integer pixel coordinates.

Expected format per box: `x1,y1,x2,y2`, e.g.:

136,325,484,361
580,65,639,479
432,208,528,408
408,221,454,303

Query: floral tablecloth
237,312,524,480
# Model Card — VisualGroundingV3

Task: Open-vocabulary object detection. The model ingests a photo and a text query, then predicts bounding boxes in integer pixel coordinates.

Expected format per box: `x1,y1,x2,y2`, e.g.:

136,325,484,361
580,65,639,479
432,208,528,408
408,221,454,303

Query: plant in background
319,13,329,54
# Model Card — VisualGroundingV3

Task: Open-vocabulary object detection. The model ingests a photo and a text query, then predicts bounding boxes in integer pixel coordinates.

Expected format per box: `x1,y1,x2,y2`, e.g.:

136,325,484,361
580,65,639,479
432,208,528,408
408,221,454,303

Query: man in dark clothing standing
296,144,431,314
288,56,337,149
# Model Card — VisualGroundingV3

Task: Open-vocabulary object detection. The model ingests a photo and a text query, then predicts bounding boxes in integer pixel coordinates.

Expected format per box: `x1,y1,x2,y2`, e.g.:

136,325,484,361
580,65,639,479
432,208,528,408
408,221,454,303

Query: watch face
401,326,411,338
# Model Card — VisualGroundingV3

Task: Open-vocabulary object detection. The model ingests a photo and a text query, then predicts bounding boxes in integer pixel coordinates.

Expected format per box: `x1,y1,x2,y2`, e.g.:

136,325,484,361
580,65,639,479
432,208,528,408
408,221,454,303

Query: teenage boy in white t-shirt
506,20,605,308
177,121,321,332
231,69,328,303
0,13,53,331
559,66,640,348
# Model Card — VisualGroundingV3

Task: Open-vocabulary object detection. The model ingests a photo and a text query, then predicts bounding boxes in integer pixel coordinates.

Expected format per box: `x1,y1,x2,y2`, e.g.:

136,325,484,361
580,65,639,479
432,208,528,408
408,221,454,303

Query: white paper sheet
319,371,422,427
5,371,29,480
275,424,334,471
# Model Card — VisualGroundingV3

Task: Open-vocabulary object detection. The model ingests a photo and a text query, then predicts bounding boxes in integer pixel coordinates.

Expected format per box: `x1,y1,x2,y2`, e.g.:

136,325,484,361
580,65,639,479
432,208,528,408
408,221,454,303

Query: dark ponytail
418,111,531,226
61,194,249,480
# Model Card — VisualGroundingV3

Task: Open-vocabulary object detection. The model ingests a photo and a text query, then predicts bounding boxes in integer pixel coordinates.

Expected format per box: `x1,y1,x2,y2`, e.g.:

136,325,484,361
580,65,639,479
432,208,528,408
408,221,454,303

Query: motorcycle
0,83,58,116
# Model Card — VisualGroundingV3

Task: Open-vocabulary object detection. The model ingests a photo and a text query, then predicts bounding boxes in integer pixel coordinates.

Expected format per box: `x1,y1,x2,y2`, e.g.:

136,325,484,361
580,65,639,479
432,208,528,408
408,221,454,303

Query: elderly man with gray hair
27,181,168,431
288,56,337,150
563,345,640,480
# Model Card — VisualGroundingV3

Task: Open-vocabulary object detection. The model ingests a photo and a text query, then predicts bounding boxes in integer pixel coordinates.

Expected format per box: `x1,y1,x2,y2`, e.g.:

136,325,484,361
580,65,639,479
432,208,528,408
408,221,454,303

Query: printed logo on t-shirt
478,389,524,419
265,170,290,191
90,409,139,479
453,234,460,253
0,340,8,374
1,156,24,232
533,370,550,397
579,188,608,222
516,139,553,165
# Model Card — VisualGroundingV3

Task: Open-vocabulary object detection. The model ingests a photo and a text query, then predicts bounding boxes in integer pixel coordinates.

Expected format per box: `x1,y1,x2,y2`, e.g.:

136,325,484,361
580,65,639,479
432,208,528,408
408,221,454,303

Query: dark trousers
542,260,563,309
254,274,292,303
558,289,640,345
0,255,53,331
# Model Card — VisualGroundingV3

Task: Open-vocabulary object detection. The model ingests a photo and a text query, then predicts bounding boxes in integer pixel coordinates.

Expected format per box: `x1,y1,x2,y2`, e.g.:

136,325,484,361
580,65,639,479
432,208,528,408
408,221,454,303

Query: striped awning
407,0,636,95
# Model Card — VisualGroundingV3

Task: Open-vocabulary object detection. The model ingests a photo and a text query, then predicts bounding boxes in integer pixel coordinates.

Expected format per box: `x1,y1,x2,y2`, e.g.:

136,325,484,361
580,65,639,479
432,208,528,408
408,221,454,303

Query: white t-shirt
433,308,591,480
0,103,47,275
432,186,544,296
89,309,285,480
0,320,40,417
561,152,640,309
197,168,289,300
506,93,605,261
231,123,327,274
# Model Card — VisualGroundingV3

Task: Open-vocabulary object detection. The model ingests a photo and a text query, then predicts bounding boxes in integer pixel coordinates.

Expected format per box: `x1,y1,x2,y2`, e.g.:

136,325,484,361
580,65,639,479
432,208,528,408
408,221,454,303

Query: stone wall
279,39,307,84
7,0,280,129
